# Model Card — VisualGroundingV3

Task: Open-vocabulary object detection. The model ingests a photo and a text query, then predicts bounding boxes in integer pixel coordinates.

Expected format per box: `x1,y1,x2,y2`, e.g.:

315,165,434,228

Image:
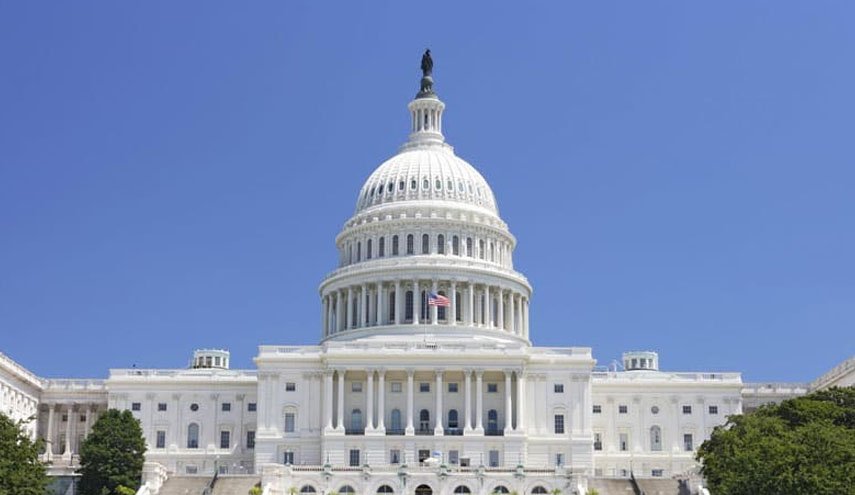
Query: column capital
406,368,416,377
475,370,484,378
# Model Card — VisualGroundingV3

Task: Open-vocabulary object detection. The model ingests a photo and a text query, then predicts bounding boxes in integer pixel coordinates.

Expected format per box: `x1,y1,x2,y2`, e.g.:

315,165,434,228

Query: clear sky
1,2,852,382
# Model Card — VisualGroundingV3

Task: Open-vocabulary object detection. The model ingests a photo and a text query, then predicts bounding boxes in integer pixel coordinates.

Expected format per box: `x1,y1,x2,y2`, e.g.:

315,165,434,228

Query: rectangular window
594,432,603,451
619,405,628,414
448,383,458,393
284,413,296,433
284,451,295,465
79,414,86,422
390,449,401,464
220,430,230,449
593,405,602,414
157,403,167,412
248,402,257,412
683,405,693,415
391,382,402,393
221,402,231,412
554,383,564,393
652,469,664,477
418,449,430,462
419,382,430,393
449,450,459,465
684,433,693,451
156,431,166,449
285,382,296,392
349,449,360,467
487,383,498,393
352,382,363,393
554,414,565,434
186,466,198,475
709,405,718,415
246,431,255,449
619,433,629,451
488,450,499,467
556,453,565,467
62,414,68,422
131,403,141,411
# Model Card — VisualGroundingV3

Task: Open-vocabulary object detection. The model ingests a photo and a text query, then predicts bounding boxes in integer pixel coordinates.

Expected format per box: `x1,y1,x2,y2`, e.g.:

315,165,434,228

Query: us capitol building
2,53,852,495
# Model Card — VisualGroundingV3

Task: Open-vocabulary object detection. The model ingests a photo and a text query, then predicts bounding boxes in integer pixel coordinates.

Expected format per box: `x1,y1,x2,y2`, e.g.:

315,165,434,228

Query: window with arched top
187,423,199,448
423,178,430,190
448,409,459,429
436,179,442,190
405,291,414,321
479,240,485,259
437,291,447,321
350,409,362,432
650,425,662,451
492,487,510,494
421,291,429,321
387,182,393,193
338,486,356,494
351,298,358,328
299,486,317,493
466,238,473,257
492,299,498,328
452,236,460,255
388,291,396,322
367,239,373,259
437,234,445,254
378,237,385,257
392,235,399,256
454,486,471,493
487,409,498,433
357,242,362,262
489,242,494,261
390,409,402,432
377,486,394,494
421,234,430,254
531,487,548,494
455,292,462,322
410,179,417,190
419,409,430,432
407,235,414,255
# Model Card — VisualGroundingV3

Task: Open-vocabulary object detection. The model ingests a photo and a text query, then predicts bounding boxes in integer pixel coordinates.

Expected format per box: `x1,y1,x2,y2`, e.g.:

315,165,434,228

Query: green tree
77,409,146,495
697,386,855,495
0,411,49,495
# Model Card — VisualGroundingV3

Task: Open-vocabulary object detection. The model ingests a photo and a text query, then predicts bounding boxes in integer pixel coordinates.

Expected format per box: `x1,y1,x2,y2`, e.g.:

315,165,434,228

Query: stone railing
138,462,169,495
42,379,106,392
811,355,855,390
593,371,742,383
109,369,257,379
0,351,44,389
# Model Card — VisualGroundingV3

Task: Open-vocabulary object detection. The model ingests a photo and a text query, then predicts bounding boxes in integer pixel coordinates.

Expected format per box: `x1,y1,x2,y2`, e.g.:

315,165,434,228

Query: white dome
355,146,499,216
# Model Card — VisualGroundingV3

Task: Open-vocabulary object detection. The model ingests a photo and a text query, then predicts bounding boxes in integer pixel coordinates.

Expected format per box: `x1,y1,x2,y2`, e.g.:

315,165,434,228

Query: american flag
428,292,450,307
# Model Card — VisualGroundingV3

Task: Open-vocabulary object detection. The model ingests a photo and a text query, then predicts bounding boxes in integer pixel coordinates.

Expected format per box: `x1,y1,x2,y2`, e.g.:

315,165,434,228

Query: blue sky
0,2,852,382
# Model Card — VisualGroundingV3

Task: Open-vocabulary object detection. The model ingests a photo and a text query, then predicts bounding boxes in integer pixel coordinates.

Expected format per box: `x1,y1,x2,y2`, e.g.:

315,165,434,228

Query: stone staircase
588,478,696,495
155,476,212,495
210,476,260,495
588,478,637,494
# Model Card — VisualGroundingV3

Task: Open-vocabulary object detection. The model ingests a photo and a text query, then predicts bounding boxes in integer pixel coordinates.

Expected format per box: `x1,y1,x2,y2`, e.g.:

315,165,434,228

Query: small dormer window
399,180,405,191
423,179,430,190
458,181,464,192
447,180,453,191
436,179,442,190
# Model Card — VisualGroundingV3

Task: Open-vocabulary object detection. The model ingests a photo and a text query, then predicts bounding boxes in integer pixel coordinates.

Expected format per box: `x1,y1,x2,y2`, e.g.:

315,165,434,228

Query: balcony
485,428,504,437
415,429,434,436
445,428,463,436
345,428,365,436
385,429,405,436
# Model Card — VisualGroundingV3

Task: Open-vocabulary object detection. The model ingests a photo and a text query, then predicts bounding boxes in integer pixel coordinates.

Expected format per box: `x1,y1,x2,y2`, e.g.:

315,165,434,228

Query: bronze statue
421,49,433,77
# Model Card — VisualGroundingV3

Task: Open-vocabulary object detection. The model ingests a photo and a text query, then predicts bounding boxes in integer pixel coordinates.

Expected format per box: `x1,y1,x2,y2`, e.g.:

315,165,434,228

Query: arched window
492,299,498,328
454,486,471,493
436,178,442,190
351,298,358,328
487,409,498,433
422,234,430,254
452,236,459,255
448,409,459,429
300,486,317,493
377,486,394,494
399,180,405,191
419,409,430,432
421,291,429,321
367,239,373,259
390,409,402,432
650,426,662,451
187,423,199,448
388,291,396,322
466,237,473,257
455,292,462,322
410,179,417,190
407,235,414,255
437,234,445,254
392,235,399,255
479,240,485,259
338,486,356,494
387,182,393,193
378,237,385,257
348,244,353,264
350,409,362,432
531,488,548,494
489,242,494,261
405,291,414,321
423,178,430,190
357,242,362,262
415,486,432,495
437,291,447,321
492,487,510,494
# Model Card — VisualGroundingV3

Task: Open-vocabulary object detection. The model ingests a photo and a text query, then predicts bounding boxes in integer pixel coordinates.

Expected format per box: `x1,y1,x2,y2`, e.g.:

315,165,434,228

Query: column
64,405,73,457
360,283,367,327
45,404,56,457
450,282,457,325
504,372,513,433
475,371,484,433
322,296,328,337
394,281,402,325
434,370,444,435
324,371,334,430
377,282,384,326
497,289,505,330
336,291,344,332
84,404,93,437
431,280,438,324
366,370,374,431
412,280,420,325
346,287,353,330
336,370,345,431
514,294,521,335
377,370,386,431
516,371,526,432
464,370,472,432
405,370,415,435
485,285,491,327
523,298,529,337
467,283,475,326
